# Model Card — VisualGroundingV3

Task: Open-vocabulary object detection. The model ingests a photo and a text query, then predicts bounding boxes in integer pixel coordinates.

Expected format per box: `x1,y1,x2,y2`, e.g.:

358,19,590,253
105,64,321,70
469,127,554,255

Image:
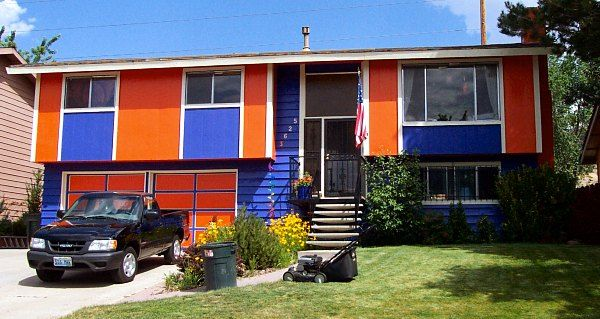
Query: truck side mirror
144,209,160,221
56,210,65,219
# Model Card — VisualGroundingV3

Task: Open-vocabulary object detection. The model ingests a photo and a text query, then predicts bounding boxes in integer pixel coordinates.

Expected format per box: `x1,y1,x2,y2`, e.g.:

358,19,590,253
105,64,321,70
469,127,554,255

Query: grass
66,244,600,319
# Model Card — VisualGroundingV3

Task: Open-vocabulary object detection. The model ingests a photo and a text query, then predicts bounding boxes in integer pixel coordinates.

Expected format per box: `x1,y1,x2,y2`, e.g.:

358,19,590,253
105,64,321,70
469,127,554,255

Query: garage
63,171,237,246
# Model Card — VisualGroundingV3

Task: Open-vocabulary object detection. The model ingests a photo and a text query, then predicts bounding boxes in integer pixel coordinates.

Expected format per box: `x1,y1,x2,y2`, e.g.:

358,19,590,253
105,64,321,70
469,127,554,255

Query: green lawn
67,244,600,319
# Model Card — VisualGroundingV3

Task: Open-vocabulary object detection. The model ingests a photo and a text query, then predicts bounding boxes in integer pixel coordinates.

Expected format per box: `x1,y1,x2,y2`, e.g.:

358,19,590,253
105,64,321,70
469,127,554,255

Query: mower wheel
314,272,327,283
283,271,295,282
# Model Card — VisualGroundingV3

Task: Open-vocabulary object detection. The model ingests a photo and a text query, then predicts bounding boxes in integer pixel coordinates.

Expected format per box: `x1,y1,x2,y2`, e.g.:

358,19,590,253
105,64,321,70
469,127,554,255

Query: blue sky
1,0,536,61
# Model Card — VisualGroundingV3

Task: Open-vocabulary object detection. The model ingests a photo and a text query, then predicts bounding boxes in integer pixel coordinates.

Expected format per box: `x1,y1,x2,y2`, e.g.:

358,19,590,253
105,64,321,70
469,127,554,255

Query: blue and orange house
7,42,553,247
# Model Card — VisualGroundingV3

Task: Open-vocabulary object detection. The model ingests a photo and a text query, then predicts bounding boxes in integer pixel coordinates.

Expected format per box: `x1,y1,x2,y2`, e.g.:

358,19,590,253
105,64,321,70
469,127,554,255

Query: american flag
354,69,368,148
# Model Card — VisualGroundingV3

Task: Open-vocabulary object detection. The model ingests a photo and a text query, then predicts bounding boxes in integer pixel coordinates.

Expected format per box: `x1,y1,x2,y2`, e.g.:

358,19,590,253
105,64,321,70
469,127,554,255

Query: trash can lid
200,241,237,249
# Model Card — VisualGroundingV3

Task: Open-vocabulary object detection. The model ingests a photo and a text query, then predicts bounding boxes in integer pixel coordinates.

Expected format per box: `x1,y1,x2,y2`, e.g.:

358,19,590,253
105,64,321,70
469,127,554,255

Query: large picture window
185,70,241,105
65,76,116,109
403,64,499,122
420,164,500,201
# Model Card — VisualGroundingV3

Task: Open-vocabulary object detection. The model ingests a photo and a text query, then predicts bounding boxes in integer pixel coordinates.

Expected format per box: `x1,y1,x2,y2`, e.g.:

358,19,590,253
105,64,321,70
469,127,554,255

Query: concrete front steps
308,200,363,249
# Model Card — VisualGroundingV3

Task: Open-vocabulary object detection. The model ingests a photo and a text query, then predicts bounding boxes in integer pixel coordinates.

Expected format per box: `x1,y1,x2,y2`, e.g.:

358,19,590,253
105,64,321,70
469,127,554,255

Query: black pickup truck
27,192,189,283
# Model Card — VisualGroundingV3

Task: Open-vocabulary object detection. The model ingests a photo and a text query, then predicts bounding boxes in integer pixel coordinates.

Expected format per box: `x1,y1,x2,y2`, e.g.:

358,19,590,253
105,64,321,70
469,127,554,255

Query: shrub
165,268,203,291
419,211,449,245
269,212,309,257
365,153,424,244
447,202,472,243
25,169,43,215
234,208,289,270
497,165,576,242
476,216,496,243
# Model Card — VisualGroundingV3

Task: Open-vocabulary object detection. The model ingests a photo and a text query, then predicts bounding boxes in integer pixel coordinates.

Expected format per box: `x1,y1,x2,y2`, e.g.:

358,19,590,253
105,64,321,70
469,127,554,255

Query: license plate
53,256,73,267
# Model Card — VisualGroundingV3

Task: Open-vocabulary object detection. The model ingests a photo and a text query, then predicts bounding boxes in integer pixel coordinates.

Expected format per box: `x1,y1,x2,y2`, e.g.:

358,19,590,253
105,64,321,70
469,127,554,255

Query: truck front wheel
111,247,138,284
36,269,64,282
164,236,182,265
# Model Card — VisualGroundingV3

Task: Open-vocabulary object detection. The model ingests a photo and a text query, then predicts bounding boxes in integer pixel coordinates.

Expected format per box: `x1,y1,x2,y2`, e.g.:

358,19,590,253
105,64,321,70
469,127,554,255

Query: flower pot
297,186,312,200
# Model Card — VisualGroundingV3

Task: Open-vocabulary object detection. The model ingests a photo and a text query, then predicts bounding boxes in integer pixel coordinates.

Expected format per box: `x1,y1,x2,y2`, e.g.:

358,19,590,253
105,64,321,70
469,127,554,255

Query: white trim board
361,61,370,156
30,75,40,162
8,47,550,75
533,56,542,153
265,64,274,158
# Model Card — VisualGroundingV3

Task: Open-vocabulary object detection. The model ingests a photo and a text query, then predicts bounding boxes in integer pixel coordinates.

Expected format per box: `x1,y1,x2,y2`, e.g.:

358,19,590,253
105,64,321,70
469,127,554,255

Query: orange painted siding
36,73,62,162
503,56,537,153
538,55,554,166
116,68,182,160
243,64,267,158
369,60,398,155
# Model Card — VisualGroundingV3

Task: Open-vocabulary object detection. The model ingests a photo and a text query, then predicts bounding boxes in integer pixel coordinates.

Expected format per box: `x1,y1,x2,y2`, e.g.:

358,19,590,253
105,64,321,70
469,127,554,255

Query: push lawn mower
282,239,359,283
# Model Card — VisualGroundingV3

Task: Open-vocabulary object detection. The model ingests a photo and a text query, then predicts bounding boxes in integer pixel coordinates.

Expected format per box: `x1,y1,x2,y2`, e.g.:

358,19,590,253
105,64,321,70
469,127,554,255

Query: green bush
419,211,449,245
497,165,576,242
164,268,203,291
365,153,424,244
448,202,472,243
233,208,289,270
26,169,43,215
476,216,496,243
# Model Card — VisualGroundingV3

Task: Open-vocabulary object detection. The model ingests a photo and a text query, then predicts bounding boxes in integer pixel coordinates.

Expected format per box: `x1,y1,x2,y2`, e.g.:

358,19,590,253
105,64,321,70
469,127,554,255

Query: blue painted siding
183,108,239,159
238,65,300,219
61,112,114,161
424,203,502,229
403,125,501,155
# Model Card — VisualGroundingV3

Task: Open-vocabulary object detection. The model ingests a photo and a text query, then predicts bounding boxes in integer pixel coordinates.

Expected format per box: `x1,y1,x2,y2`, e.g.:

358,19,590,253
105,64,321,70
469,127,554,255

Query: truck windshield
64,194,141,221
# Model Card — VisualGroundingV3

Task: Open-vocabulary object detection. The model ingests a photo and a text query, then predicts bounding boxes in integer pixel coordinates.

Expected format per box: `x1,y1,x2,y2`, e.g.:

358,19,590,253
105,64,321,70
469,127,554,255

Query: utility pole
480,0,487,45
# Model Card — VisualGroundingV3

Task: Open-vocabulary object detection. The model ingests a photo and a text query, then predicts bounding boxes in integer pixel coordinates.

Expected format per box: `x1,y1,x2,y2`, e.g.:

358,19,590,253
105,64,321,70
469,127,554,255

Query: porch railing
288,154,366,200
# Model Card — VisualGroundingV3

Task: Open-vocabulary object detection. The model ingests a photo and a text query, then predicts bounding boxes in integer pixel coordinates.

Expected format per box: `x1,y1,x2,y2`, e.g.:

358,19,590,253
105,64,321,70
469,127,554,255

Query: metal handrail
354,156,367,227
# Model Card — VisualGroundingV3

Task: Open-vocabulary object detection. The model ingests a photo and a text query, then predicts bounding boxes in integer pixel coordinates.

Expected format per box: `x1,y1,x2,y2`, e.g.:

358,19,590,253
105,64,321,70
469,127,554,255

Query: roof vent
302,26,310,52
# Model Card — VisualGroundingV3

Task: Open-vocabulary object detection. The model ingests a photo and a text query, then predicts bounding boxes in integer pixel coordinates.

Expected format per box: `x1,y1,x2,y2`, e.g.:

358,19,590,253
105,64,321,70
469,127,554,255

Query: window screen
306,73,357,117
65,77,116,109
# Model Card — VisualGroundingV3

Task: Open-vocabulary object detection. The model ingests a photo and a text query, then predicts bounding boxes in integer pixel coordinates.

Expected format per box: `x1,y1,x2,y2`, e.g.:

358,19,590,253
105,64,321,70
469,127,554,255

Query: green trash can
200,242,237,290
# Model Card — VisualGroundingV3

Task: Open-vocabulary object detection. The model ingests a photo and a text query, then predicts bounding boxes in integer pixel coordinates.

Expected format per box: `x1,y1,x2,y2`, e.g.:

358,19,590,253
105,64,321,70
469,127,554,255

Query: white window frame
182,67,243,109
180,66,245,159
58,72,120,161
420,161,501,205
401,60,502,126
62,74,119,113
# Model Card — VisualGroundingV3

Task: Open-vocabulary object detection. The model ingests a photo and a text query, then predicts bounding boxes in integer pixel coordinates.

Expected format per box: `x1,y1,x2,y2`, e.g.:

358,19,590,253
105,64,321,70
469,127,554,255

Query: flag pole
480,0,487,45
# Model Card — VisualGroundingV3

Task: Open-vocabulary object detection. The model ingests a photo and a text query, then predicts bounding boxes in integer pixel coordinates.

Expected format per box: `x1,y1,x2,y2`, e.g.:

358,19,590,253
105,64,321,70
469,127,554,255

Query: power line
16,0,450,33
55,28,477,60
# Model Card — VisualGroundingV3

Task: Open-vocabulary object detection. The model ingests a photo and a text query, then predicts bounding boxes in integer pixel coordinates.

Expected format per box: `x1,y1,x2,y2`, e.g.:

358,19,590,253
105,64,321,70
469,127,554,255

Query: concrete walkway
0,249,287,318
0,249,178,319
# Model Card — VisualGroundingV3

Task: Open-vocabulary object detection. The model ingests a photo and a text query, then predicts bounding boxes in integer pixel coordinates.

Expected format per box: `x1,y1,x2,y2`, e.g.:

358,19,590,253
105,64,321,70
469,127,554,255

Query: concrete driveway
0,249,177,319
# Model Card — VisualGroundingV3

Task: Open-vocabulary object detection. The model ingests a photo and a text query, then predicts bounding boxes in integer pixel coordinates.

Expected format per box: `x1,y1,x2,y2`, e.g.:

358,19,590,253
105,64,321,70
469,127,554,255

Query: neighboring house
581,106,600,179
0,48,40,217
7,42,553,247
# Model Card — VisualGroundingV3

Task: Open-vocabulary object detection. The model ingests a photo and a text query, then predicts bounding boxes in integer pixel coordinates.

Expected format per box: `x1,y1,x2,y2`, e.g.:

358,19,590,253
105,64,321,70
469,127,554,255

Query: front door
303,118,359,197
303,68,360,198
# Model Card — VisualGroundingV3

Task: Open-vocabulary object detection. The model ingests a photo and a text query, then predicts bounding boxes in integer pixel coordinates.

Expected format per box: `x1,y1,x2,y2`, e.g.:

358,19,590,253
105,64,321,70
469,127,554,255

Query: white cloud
0,0,35,34
429,0,538,43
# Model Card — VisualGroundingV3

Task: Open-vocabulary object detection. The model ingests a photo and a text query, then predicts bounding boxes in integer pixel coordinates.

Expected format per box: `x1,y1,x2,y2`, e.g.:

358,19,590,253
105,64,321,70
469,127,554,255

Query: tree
498,0,600,61
0,25,60,63
549,55,594,178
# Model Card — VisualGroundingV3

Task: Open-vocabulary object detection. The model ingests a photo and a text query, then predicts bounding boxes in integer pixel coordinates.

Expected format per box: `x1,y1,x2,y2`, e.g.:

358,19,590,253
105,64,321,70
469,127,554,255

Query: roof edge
6,43,551,75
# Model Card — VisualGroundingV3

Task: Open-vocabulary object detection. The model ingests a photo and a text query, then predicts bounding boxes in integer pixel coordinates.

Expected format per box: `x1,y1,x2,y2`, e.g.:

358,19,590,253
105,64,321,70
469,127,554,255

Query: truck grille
48,240,86,252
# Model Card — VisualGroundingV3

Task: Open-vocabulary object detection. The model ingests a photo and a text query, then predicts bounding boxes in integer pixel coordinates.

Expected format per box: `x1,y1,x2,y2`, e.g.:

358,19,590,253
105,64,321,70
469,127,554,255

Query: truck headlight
30,238,46,250
88,240,117,251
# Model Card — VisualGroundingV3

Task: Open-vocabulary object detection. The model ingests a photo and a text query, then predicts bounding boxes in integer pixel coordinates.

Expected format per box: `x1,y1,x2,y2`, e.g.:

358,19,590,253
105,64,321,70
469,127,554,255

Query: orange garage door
65,173,147,207
152,172,237,246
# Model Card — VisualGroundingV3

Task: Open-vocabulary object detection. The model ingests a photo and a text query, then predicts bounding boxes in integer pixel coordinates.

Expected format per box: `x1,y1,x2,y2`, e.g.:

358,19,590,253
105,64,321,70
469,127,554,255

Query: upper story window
420,164,500,202
65,76,117,109
403,64,499,122
185,70,241,105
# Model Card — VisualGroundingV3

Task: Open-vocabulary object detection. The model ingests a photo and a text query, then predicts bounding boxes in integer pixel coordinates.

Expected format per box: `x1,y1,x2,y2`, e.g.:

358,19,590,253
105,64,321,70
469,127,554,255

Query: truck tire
164,236,182,265
111,247,138,284
36,269,64,282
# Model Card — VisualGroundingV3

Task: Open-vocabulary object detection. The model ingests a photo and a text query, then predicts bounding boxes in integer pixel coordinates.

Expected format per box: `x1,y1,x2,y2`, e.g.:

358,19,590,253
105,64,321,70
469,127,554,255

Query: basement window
420,164,500,201
64,76,117,109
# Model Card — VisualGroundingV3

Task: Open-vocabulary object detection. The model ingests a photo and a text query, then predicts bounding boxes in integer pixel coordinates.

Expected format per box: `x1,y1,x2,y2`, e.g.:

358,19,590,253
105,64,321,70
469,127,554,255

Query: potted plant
293,173,313,200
